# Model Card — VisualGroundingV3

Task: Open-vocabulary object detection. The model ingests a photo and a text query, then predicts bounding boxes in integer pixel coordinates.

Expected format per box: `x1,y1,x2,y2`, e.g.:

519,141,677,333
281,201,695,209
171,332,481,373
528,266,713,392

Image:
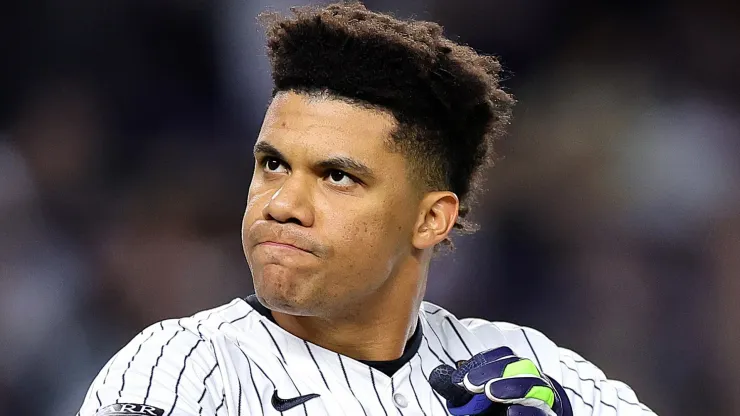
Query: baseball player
78,2,656,415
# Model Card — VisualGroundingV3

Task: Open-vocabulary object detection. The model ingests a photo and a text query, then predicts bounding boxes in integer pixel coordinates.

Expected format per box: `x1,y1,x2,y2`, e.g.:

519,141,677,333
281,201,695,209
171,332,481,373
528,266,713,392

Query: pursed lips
248,221,323,257
257,240,315,255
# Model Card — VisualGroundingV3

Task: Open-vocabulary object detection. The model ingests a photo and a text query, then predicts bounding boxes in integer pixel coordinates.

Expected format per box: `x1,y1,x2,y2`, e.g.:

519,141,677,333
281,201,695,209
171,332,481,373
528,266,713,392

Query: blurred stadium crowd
1,1,739,415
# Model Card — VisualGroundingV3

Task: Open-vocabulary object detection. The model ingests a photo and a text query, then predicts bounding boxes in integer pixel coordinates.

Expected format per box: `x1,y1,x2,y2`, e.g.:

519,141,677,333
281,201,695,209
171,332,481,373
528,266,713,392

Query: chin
253,267,326,316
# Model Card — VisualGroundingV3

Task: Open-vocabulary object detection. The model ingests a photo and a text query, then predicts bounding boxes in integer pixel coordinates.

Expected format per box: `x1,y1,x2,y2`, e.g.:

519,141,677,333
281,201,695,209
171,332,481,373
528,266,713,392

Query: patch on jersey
96,403,165,416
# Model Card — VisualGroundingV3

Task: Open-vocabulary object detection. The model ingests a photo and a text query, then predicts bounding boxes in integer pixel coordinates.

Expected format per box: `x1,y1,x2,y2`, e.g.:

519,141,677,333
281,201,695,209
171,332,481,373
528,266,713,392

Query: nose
262,175,314,227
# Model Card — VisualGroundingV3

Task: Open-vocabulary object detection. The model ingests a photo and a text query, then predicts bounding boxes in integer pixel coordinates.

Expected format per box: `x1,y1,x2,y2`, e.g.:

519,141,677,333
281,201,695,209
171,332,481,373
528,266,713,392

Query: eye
326,170,357,187
262,157,287,174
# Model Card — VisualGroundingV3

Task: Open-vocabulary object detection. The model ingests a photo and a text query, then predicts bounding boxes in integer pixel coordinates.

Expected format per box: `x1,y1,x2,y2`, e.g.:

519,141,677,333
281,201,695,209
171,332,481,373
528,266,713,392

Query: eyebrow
253,141,286,161
317,156,376,181
253,141,377,181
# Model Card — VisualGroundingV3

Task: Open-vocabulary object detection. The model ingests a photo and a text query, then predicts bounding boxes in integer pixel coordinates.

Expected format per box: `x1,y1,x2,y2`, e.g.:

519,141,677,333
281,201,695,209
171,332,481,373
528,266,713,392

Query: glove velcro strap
485,376,555,408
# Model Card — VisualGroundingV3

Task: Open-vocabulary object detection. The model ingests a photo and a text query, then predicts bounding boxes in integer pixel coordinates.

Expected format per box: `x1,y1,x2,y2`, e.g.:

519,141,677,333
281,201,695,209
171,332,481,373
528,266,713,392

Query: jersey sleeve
77,319,226,416
557,346,657,416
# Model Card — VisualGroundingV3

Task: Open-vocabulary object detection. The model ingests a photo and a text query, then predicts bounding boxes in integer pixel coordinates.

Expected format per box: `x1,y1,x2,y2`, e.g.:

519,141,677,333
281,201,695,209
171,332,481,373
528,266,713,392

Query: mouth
257,241,313,254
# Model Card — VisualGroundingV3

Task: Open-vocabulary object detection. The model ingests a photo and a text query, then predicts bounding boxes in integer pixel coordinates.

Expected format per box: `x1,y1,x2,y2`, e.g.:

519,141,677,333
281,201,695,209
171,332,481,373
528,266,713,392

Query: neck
272,255,429,362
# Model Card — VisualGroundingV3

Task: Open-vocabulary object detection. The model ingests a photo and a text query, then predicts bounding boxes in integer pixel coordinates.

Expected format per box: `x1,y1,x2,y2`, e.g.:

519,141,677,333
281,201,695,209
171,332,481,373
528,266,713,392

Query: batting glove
448,347,571,416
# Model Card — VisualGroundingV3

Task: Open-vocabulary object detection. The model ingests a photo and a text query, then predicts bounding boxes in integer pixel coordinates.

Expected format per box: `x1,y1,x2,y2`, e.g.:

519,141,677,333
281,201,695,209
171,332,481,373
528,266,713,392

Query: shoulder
185,297,258,338
119,298,254,356
420,302,656,415
77,299,256,415
117,297,258,370
420,302,560,376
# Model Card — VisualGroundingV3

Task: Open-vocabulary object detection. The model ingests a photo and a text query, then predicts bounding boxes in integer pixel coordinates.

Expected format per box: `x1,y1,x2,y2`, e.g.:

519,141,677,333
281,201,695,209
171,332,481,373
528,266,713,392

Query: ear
412,191,459,250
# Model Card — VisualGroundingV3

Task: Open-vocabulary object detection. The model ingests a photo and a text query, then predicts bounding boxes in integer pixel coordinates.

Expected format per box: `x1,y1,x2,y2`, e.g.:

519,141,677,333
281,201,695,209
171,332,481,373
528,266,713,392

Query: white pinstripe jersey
78,298,656,416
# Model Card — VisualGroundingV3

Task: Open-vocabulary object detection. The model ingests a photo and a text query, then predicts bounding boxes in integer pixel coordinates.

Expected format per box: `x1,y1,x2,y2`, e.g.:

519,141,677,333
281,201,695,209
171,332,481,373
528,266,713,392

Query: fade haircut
260,1,514,242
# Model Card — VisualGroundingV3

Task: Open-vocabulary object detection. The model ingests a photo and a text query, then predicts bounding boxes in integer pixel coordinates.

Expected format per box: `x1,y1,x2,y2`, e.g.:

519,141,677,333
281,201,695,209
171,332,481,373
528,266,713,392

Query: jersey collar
244,294,422,376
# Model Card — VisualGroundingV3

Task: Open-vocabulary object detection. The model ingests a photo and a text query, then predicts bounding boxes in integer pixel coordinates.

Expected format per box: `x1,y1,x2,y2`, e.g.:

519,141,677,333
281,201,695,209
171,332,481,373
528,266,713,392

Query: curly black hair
260,1,514,242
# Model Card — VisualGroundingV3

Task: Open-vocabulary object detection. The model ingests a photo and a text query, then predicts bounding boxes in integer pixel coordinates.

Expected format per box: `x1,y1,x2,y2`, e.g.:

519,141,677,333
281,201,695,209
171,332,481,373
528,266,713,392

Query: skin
242,91,459,361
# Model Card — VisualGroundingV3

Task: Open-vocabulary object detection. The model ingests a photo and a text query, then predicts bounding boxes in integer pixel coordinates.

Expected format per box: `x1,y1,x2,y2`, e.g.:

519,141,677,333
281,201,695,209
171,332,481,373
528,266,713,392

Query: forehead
258,91,399,160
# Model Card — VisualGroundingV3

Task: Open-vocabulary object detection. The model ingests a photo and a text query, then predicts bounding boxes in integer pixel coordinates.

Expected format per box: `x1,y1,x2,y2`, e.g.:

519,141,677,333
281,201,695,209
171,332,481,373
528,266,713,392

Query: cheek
328,208,376,244
323,202,408,266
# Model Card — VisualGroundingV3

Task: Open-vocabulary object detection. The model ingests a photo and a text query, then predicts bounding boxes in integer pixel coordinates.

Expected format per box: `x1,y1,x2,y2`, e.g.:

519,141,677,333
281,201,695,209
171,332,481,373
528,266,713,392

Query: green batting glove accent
526,386,556,408
502,359,541,378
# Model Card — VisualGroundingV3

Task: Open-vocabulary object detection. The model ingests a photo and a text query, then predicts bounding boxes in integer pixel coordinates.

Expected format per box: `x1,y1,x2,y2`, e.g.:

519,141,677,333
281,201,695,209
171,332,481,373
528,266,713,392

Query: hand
448,347,567,416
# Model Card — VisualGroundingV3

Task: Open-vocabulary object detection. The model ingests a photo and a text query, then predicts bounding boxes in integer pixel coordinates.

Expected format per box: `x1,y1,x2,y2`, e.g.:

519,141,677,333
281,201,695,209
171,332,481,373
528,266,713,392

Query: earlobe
412,192,459,250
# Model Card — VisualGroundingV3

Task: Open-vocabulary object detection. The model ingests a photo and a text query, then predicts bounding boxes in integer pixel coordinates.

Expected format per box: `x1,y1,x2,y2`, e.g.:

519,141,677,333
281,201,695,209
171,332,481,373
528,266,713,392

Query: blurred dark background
1,1,738,415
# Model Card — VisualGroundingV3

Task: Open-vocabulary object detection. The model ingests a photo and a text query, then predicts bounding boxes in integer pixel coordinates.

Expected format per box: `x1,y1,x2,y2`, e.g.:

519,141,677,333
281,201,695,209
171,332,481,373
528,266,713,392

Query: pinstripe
166,338,203,416
197,362,219,415
560,360,603,391
260,321,287,364
237,350,284,415
615,391,652,411
101,353,118,384
215,301,242,320
304,341,330,390
237,377,243,416
420,332,445,366
563,386,594,409
416,348,447,414
199,303,237,322
422,307,443,315
561,358,651,412
608,379,652,410
235,346,273,387
599,398,619,412
421,318,455,365
274,355,308,416
391,379,404,416
214,394,226,414
143,325,185,404
338,354,369,416
94,328,131,410
520,328,543,370
230,309,253,324
206,301,243,331
614,390,643,406
218,309,253,331
569,355,590,365
194,322,205,339
203,309,218,322
245,357,264,416
444,316,473,357
248,356,277,389
369,368,388,416
560,362,617,413
407,361,427,416
95,356,118,408
118,331,157,401
79,300,654,416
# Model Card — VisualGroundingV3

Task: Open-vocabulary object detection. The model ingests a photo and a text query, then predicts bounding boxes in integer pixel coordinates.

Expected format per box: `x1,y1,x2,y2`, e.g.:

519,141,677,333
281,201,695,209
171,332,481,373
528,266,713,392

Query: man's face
243,91,421,316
